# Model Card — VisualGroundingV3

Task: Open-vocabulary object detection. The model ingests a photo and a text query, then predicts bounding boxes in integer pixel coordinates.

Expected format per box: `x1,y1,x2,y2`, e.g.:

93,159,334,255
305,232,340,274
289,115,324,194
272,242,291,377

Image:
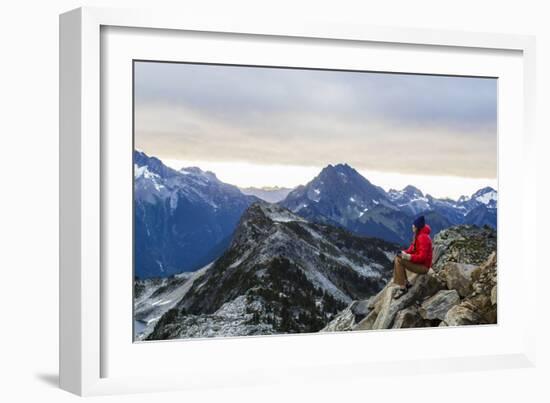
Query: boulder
323,298,374,332
369,285,389,312
354,307,378,331
392,306,428,329
371,285,400,329
442,304,482,326
471,251,497,283
351,299,371,319
321,305,356,332
442,262,477,297
370,271,445,329
338,231,497,332
467,295,496,324
431,243,448,268
419,290,460,320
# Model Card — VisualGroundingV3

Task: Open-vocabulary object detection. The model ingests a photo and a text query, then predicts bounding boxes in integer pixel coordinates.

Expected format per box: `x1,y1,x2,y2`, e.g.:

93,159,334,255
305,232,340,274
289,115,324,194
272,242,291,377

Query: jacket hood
418,224,431,236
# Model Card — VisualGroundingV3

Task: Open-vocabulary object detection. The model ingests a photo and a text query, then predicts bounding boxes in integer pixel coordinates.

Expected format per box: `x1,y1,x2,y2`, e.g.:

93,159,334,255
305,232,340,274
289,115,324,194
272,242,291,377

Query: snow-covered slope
134,151,258,278
387,185,431,216
133,263,212,340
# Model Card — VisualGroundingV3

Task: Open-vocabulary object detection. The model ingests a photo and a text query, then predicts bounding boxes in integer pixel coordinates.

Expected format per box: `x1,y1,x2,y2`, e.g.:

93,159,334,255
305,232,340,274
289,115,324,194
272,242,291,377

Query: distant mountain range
280,163,497,245
134,151,497,279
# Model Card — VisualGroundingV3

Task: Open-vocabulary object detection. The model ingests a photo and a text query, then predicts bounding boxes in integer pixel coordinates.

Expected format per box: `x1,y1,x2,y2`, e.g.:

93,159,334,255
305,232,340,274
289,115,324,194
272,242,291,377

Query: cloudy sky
134,61,497,199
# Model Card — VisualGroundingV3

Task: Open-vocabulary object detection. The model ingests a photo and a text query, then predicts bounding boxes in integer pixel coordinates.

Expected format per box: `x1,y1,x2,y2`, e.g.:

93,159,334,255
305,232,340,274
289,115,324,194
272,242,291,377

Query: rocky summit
322,225,497,332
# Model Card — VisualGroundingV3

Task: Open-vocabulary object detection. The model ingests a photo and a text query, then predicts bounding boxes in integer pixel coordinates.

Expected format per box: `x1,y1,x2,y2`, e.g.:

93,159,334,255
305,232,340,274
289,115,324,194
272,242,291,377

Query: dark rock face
323,225,498,331
134,151,258,278
419,290,461,320
281,163,391,226
464,204,497,228
146,202,400,340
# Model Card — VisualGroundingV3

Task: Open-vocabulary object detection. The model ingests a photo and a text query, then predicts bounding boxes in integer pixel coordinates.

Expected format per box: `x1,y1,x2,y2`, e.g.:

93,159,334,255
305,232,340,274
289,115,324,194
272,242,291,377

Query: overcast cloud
134,61,497,181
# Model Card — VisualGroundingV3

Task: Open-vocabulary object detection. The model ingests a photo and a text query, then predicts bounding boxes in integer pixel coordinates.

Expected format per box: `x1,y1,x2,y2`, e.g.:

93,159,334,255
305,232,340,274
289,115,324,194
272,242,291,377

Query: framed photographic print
60,7,537,396
133,60,498,341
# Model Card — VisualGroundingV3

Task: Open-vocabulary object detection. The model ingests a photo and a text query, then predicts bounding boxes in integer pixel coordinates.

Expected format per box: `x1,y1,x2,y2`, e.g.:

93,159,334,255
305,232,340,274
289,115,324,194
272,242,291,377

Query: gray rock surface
442,262,477,297
365,271,445,329
442,304,482,326
419,290,460,320
351,299,371,318
392,306,429,329
354,308,378,331
323,225,498,333
321,304,357,332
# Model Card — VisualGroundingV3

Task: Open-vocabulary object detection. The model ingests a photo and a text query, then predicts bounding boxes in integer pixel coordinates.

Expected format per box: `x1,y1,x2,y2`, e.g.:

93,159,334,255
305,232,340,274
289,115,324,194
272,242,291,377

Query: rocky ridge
322,225,497,332
144,202,399,340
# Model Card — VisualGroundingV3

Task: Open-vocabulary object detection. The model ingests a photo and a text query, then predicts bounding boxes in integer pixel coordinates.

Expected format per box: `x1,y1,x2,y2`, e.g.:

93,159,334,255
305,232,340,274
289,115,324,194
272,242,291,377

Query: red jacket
404,224,432,268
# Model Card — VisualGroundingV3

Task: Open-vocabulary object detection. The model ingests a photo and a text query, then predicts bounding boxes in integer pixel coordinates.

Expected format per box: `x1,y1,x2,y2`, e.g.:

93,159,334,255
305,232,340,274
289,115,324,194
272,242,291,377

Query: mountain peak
320,162,351,171
318,162,365,182
180,166,219,182
472,186,496,197
134,150,177,179
471,186,497,206
180,166,202,174
334,162,352,171
402,185,423,197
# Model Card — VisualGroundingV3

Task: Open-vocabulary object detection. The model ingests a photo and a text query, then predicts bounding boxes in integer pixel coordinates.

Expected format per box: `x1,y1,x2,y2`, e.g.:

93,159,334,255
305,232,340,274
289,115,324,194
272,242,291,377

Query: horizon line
135,149,497,201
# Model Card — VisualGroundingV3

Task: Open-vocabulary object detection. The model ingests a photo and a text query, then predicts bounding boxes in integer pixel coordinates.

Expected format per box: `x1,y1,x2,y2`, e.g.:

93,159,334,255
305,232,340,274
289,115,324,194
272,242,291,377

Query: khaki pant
393,255,429,287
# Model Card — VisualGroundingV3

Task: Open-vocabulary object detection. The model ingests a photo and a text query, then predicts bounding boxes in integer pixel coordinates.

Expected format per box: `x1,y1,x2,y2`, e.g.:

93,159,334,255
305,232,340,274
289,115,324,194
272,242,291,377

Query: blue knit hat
413,215,425,229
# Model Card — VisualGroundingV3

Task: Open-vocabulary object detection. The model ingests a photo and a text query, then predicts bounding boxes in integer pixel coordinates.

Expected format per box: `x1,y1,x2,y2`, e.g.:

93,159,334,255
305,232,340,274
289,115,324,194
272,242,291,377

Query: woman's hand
402,253,411,261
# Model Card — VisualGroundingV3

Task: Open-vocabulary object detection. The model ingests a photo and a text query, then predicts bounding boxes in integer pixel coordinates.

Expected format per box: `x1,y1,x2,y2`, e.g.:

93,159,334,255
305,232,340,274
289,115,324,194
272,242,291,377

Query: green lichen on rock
432,225,496,271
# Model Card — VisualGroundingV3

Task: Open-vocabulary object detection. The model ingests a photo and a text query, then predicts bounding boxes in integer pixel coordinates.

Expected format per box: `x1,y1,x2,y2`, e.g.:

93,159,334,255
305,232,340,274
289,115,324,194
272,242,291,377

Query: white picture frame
59,6,537,396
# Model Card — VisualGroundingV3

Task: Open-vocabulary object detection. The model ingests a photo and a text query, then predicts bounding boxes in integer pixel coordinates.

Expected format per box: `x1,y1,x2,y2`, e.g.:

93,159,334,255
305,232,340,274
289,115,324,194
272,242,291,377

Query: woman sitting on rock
393,215,433,299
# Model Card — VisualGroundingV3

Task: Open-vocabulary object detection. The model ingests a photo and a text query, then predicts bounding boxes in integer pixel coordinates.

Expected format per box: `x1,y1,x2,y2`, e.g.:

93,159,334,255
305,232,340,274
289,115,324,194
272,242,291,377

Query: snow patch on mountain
134,261,214,340
300,260,352,303
154,295,277,339
332,255,382,279
475,190,497,205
